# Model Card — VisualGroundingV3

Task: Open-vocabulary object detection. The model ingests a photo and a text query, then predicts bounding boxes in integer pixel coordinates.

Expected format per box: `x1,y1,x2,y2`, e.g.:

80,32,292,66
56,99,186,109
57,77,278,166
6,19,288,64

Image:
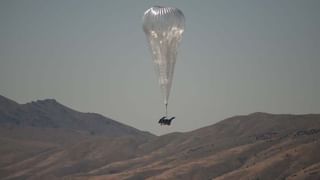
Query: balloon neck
165,103,168,117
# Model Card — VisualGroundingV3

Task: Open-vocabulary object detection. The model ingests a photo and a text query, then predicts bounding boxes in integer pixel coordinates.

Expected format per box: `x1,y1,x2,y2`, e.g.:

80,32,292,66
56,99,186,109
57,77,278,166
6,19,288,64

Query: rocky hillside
0,95,155,180
0,95,153,138
0,95,319,180
78,113,320,180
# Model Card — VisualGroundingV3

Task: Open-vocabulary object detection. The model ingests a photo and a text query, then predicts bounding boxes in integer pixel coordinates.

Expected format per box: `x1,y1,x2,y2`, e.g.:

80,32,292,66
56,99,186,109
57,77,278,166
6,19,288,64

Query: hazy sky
1,0,319,135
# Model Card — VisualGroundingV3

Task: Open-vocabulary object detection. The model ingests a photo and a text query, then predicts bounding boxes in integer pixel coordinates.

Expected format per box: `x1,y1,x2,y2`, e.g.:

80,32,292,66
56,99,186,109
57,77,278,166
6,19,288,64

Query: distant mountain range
0,95,153,138
0,95,319,180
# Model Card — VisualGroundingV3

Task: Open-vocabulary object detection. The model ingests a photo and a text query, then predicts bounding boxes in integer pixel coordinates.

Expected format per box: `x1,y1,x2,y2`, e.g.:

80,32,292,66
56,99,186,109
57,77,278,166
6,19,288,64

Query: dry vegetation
0,95,319,179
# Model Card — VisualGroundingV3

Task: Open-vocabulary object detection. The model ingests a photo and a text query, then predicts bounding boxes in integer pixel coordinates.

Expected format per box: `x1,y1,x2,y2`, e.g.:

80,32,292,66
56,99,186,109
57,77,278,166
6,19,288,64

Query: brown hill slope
0,95,154,180
0,95,319,180
78,113,320,180
0,95,153,138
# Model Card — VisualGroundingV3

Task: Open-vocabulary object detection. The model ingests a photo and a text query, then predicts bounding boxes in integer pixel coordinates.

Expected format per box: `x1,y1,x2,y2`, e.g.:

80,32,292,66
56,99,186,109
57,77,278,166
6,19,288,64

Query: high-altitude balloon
143,6,185,116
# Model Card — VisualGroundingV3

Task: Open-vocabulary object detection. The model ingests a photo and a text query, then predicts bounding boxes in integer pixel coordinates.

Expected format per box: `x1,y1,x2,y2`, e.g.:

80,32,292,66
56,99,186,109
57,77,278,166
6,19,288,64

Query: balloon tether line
165,103,168,117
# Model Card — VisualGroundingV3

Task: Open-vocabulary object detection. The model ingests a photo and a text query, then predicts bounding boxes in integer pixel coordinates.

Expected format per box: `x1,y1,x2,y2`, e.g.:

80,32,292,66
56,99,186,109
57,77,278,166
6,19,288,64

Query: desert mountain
0,95,153,138
0,95,319,180
0,95,154,179
83,113,320,180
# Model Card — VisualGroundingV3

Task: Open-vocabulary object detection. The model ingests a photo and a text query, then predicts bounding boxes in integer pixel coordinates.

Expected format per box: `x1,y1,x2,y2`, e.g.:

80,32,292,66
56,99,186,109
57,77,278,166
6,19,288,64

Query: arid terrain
0,95,319,180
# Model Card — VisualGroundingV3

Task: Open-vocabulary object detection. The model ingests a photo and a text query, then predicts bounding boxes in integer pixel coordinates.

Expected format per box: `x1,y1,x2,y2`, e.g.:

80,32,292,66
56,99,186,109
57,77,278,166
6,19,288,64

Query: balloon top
143,6,184,18
143,6,185,37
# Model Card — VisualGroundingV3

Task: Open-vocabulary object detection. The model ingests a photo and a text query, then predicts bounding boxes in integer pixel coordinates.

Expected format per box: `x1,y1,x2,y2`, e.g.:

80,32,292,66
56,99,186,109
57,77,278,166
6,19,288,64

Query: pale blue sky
1,0,319,135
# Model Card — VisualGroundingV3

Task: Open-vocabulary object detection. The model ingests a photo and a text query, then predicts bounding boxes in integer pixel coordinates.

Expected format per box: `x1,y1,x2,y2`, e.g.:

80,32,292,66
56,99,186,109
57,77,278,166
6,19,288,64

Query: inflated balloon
143,6,185,116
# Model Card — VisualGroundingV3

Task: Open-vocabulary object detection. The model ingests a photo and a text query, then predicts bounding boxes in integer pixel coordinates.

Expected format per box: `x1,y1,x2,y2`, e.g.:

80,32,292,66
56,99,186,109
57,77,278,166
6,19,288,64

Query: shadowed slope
81,113,320,180
0,95,153,138
0,95,155,179
0,95,319,179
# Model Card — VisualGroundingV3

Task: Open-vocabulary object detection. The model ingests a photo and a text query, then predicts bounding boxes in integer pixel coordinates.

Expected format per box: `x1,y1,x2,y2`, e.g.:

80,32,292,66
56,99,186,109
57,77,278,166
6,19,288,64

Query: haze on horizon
1,0,319,135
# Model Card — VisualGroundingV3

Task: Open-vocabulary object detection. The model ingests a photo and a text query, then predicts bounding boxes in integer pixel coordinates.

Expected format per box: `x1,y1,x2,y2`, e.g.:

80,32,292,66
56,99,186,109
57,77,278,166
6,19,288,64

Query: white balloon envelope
142,6,185,116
